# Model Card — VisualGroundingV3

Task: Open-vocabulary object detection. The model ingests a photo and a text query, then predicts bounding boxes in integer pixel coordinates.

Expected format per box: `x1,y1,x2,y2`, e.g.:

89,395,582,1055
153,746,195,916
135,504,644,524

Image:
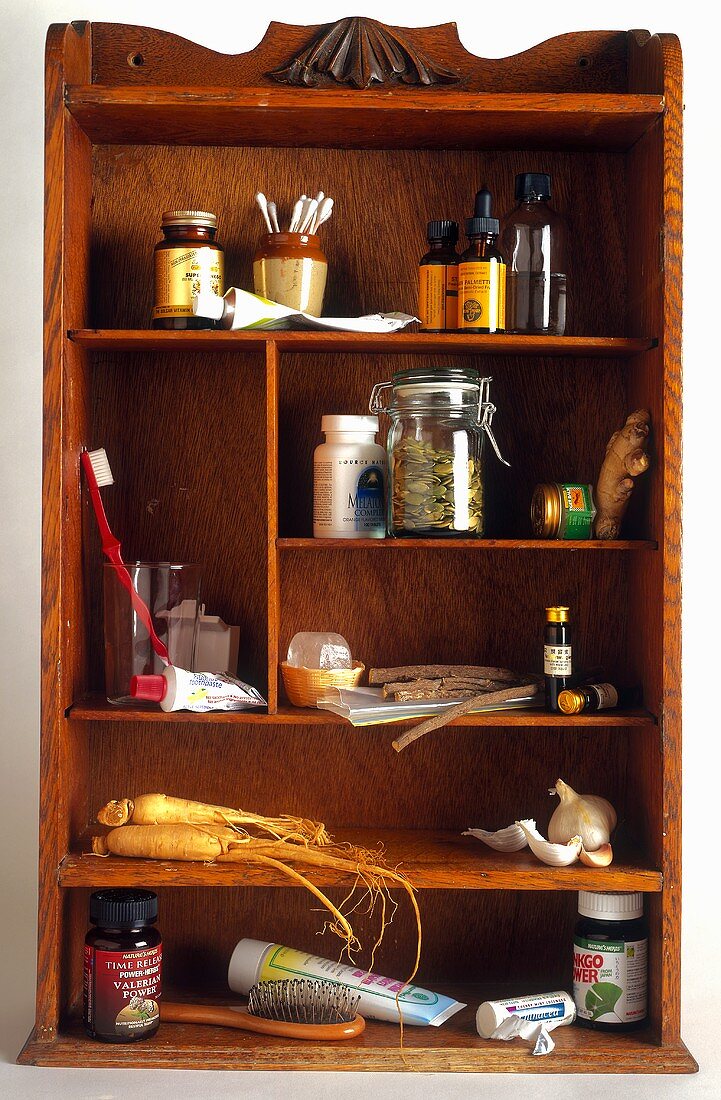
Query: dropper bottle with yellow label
458,188,506,333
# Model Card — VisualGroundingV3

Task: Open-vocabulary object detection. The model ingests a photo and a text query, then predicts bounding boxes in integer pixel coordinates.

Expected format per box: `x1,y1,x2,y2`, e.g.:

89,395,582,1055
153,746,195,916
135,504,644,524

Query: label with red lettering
573,936,647,1024
84,943,162,1038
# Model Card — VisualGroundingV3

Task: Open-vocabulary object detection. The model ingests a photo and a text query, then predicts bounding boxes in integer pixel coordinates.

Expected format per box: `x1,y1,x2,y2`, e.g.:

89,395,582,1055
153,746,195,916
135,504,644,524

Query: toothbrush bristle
87,448,114,487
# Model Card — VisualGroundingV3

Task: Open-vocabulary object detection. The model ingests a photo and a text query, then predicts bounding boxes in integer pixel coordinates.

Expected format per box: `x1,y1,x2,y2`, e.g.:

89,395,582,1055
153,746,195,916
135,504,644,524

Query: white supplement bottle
313,415,386,538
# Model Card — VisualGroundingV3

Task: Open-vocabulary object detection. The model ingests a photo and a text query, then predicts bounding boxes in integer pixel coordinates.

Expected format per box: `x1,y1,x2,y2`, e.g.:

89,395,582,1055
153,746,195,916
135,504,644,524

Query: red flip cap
130,674,167,702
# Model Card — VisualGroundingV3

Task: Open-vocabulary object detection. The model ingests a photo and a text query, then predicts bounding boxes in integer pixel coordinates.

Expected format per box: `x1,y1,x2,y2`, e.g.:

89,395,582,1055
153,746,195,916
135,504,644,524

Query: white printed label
544,644,572,676
589,683,619,709
573,936,647,1024
314,457,386,537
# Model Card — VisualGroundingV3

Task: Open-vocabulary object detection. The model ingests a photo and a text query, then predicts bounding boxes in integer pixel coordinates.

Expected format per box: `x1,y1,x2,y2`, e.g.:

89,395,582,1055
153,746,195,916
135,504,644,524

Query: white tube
476,990,575,1038
131,665,265,712
229,939,465,1027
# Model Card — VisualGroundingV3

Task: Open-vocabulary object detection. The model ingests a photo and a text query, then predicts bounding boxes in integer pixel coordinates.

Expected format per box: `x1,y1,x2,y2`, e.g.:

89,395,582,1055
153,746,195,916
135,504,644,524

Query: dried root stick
392,683,540,753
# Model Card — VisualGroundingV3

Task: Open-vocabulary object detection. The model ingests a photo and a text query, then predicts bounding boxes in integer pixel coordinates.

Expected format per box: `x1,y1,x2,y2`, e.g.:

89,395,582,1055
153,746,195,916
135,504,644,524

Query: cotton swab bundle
256,191,334,234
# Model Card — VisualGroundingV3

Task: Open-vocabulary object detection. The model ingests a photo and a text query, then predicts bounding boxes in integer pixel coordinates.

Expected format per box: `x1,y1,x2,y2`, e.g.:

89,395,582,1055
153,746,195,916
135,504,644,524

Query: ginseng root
97,794,331,846
92,823,356,947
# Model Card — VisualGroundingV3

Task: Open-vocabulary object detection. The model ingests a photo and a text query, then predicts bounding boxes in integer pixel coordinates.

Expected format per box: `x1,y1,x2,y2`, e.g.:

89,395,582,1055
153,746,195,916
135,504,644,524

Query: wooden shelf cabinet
21,19,693,1074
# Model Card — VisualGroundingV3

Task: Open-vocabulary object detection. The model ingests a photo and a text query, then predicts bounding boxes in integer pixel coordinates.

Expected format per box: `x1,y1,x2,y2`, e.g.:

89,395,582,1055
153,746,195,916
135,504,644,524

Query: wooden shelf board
59,829,661,891
277,537,658,550
65,87,664,150
67,696,656,727
68,329,654,356
19,984,696,1072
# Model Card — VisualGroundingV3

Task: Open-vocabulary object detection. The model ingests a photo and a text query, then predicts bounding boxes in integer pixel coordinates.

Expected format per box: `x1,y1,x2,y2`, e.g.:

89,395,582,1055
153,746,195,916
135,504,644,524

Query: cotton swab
299,198,318,234
267,201,280,233
289,198,304,232
311,197,334,233
255,192,273,233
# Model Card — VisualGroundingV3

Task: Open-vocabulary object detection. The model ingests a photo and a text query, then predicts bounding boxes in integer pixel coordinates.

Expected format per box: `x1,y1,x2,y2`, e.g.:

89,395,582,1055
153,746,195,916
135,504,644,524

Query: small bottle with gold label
152,210,224,329
458,189,505,334
418,221,459,332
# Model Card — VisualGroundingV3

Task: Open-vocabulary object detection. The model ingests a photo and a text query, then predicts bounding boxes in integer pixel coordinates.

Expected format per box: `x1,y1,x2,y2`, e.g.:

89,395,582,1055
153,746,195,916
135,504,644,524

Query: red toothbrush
81,448,169,663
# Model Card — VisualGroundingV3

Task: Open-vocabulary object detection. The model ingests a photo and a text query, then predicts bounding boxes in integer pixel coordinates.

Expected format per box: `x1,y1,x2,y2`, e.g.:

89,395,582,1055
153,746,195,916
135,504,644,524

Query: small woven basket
281,661,365,708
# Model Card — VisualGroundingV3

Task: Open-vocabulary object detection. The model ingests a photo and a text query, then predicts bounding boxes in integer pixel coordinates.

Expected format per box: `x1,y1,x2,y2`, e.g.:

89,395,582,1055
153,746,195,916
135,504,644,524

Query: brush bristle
86,448,114,487
247,979,360,1024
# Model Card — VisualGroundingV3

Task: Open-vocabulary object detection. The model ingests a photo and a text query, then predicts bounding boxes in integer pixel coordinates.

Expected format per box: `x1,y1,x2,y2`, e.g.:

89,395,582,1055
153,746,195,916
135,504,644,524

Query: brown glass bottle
458,189,506,333
152,210,224,329
84,889,162,1042
418,220,459,331
544,606,572,711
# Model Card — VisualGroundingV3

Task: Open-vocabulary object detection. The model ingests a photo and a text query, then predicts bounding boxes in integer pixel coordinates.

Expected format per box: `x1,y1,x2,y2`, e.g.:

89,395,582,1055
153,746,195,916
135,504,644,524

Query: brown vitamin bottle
152,210,224,329
84,889,162,1042
458,188,506,333
418,221,459,331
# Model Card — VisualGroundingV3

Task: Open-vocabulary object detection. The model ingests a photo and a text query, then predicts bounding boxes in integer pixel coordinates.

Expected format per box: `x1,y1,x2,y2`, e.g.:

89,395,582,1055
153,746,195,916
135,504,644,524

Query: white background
0,1,719,1097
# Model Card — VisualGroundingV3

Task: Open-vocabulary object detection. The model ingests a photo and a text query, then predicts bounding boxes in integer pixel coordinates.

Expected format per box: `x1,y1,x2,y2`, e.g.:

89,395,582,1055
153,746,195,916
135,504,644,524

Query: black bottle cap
465,187,499,237
90,889,158,929
427,220,458,243
516,172,551,201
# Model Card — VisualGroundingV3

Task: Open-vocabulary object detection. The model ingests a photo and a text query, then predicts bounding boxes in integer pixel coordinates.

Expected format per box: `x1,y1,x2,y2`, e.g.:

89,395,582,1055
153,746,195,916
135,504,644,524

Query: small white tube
476,991,575,1039
229,939,465,1027
131,665,265,712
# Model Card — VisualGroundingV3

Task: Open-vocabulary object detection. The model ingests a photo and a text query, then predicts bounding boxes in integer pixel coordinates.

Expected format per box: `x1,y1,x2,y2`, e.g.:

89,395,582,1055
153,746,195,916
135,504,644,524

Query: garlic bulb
548,779,617,852
463,824,528,852
516,819,582,866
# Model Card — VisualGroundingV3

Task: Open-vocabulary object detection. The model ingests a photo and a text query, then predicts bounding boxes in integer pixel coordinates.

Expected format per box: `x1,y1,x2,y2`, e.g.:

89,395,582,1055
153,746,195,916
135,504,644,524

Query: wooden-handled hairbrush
162,978,366,1040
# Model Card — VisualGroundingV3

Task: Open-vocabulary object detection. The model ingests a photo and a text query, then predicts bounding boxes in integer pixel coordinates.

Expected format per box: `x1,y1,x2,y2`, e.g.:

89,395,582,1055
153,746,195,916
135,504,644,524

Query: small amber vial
152,210,224,329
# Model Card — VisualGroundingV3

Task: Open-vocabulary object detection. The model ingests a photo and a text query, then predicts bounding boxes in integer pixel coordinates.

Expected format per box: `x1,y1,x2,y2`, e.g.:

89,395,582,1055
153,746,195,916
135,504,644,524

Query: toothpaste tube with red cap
131,665,266,713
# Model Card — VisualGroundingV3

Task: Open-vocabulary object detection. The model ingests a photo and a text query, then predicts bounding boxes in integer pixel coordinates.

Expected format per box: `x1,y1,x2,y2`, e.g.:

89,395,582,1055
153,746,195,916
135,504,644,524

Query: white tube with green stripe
228,939,465,1026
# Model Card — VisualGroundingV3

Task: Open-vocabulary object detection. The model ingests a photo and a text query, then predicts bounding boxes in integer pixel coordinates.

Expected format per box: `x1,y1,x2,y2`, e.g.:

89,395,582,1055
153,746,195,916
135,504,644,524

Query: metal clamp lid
370,375,510,466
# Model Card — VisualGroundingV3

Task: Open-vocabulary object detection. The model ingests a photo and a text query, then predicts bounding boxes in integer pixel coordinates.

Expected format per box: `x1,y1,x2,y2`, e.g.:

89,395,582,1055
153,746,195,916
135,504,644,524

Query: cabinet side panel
627,31,683,1046
38,22,93,1045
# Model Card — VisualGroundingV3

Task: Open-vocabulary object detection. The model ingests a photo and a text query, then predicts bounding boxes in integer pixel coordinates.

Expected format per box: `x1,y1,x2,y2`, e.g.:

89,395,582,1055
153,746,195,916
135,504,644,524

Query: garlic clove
463,824,528,852
548,778,617,851
516,819,582,866
579,843,614,867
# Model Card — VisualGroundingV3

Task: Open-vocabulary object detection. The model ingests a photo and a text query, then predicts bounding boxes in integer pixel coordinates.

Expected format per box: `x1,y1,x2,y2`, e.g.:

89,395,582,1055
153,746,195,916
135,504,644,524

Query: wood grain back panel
84,721,632,836
90,145,626,336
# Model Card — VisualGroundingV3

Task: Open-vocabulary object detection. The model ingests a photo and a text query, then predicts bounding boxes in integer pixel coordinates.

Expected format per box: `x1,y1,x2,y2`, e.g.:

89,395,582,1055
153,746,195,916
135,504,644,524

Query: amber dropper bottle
458,188,506,333
544,605,572,712
418,220,459,331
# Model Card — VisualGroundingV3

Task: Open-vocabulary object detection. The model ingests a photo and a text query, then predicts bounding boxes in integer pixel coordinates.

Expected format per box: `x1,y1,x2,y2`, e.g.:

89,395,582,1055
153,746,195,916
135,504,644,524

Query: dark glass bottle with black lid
84,889,162,1042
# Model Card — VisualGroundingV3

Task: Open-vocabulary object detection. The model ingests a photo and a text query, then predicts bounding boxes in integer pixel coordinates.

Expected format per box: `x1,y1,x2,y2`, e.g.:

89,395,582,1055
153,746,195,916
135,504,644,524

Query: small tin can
532,482,596,539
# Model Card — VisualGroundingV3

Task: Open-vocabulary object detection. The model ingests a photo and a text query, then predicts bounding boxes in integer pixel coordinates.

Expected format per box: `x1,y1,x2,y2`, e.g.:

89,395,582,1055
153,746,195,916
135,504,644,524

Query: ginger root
594,409,650,539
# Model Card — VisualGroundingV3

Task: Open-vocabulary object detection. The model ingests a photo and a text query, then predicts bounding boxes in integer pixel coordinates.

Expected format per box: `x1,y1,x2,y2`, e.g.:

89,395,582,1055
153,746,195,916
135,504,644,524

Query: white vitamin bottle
313,415,387,538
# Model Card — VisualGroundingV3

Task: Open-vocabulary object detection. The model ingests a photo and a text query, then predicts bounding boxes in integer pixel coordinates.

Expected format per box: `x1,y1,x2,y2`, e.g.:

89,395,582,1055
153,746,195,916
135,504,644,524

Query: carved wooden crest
268,17,462,89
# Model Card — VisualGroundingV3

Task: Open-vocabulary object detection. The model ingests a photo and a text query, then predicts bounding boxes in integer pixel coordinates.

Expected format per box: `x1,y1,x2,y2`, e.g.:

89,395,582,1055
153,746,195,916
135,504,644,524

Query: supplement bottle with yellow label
458,189,505,334
418,220,459,331
152,210,224,329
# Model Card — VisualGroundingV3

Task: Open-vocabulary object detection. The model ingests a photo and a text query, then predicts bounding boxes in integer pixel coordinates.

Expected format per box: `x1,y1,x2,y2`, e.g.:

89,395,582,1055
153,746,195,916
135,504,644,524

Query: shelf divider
67,696,655,727
69,329,655,357
65,86,664,151
277,537,657,551
59,828,661,891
